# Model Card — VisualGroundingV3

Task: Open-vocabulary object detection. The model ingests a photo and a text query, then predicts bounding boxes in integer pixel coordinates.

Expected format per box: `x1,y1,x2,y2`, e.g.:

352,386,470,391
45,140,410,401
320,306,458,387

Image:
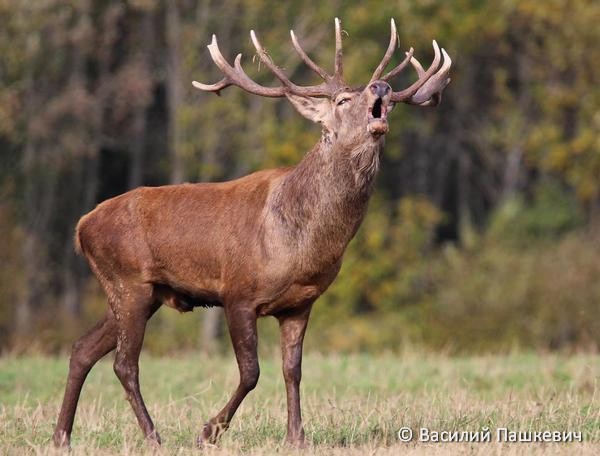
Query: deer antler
333,17,343,82
370,18,399,82
192,35,287,97
194,18,349,98
370,19,452,106
194,18,452,105
250,29,332,97
390,41,451,106
401,46,452,106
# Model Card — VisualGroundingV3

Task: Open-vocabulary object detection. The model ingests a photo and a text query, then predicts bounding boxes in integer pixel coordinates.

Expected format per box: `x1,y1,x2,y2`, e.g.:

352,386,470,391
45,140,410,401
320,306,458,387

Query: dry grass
0,352,598,455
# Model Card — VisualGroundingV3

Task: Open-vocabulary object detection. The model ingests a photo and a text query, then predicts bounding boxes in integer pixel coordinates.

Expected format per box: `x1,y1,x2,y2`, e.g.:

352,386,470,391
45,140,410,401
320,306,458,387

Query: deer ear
286,94,332,126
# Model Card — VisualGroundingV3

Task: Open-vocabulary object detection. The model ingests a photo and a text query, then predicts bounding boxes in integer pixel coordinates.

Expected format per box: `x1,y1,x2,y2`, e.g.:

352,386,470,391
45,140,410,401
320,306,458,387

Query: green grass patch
0,353,598,454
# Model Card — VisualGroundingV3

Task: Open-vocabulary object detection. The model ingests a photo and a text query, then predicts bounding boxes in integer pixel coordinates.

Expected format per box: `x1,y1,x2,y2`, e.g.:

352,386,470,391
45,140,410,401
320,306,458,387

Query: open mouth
367,98,389,135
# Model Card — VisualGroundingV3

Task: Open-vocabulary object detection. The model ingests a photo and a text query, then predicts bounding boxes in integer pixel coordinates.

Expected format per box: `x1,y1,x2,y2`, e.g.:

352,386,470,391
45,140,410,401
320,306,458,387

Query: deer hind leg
53,311,119,447
111,282,162,445
197,307,259,447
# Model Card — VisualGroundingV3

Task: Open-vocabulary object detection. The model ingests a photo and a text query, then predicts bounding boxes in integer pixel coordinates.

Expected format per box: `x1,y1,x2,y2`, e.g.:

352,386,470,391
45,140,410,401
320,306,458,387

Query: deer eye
337,97,351,106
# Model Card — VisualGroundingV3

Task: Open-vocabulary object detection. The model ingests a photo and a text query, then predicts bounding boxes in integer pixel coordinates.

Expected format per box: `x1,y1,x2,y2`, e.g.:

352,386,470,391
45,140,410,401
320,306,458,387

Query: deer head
193,18,452,144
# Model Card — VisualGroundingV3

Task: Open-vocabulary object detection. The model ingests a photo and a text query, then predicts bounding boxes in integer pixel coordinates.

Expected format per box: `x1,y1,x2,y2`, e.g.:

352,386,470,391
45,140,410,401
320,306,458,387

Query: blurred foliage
0,0,599,354
426,230,600,353
488,179,584,245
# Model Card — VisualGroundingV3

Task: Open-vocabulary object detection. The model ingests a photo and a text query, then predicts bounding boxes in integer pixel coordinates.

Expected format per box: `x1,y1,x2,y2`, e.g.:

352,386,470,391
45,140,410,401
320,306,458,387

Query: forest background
0,0,598,355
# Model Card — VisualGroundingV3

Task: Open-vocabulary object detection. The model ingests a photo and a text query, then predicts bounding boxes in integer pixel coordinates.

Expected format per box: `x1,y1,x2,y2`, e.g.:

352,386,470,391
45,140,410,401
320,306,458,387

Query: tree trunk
166,0,184,184
128,96,148,189
128,9,153,189
60,0,100,318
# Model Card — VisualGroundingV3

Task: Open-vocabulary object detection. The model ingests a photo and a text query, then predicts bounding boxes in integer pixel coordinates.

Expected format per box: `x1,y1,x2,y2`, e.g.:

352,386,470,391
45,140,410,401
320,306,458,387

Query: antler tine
407,48,452,106
290,29,331,81
370,18,398,82
409,54,426,78
333,17,343,80
250,30,296,89
230,54,292,96
390,40,442,102
193,34,286,98
382,47,414,81
192,77,231,94
251,29,333,97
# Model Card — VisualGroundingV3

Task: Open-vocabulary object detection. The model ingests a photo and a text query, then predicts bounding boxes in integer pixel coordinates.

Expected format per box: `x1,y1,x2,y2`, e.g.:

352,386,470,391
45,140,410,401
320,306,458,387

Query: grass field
0,352,598,455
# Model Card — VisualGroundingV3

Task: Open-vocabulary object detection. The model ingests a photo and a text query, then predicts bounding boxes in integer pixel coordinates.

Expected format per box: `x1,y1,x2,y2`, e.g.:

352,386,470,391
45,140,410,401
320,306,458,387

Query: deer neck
269,132,384,262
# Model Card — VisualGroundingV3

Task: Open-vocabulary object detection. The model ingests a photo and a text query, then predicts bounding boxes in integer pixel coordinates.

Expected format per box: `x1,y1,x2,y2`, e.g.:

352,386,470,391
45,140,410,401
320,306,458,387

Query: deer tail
74,214,89,256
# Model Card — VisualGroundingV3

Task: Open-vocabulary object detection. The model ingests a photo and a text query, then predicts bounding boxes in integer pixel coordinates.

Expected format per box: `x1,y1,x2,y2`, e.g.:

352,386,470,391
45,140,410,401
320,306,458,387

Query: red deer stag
53,18,451,448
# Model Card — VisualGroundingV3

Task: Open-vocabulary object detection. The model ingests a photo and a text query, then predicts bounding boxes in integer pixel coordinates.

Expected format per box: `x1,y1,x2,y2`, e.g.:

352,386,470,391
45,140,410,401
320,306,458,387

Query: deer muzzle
367,81,391,136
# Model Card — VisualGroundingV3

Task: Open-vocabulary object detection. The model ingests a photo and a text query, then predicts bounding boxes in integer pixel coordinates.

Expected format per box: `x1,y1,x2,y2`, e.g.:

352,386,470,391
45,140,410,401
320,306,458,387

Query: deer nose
370,81,390,98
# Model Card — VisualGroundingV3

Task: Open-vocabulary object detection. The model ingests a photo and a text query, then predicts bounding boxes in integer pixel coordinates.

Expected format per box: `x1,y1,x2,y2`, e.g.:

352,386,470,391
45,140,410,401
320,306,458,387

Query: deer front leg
277,304,312,448
197,307,259,447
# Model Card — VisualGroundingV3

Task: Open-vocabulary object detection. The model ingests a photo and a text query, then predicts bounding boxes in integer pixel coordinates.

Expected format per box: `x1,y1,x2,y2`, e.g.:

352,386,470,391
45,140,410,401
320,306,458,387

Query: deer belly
154,284,222,313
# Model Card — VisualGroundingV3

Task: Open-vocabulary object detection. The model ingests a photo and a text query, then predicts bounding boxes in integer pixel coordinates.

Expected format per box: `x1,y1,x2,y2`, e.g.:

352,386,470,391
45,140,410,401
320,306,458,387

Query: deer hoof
286,436,307,449
52,430,70,449
196,436,218,449
197,421,228,448
145,429,162,447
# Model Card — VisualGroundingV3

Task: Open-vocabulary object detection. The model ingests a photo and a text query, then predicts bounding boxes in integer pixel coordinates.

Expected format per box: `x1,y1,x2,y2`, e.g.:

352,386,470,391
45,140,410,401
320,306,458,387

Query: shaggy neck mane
269,132,384,256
